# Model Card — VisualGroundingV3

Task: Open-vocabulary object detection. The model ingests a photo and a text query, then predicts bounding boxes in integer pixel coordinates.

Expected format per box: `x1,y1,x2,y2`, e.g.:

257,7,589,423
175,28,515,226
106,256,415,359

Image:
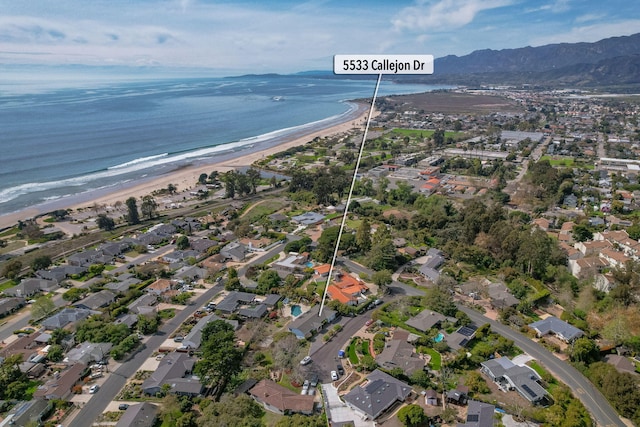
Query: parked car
173,335,184,342
301,380,310,395
300,356,312,365
331,370,339,381
310,375,318,388
89,384,99,394
118,404,130,411
336,364,345,376
365,319,374,326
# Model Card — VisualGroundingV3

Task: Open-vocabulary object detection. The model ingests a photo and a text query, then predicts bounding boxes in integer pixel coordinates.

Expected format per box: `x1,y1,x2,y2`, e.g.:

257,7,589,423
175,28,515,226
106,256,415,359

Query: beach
0,102,375,230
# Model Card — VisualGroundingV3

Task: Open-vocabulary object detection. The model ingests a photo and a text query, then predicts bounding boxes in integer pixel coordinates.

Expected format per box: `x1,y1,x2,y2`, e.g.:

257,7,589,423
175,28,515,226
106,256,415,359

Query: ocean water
0,75,443,215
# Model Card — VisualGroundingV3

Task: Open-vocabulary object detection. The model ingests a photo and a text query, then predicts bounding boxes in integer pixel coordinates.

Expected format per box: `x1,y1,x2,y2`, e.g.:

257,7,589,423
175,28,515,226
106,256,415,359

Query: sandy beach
0,102,375,230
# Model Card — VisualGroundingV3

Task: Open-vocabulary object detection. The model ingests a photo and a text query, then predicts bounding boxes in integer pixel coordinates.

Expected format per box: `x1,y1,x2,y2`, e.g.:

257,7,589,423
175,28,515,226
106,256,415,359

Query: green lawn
539,155,594,170
423,348,441,370
348,339,359,364
361,339,371,356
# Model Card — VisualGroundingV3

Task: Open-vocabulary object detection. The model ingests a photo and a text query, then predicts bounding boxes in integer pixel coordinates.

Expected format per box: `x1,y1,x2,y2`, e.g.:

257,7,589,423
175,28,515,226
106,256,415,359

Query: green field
539,155,594,169
392,128,463,139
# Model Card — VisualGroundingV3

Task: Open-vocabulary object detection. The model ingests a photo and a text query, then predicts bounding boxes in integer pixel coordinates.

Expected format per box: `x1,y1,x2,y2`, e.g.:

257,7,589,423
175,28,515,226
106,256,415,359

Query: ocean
0,74,444,216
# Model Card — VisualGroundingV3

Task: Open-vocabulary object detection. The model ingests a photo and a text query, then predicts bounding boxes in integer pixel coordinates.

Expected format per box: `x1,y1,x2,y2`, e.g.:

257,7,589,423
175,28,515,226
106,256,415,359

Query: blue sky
2,0,640,75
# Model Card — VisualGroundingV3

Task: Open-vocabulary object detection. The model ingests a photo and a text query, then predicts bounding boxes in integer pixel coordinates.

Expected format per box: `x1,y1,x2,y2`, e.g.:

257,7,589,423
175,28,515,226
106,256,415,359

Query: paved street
67,283,224,427
458,305,626,427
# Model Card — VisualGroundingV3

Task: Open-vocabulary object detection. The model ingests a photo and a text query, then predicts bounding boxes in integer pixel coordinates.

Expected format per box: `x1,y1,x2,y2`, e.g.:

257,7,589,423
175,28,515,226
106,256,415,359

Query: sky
2,0,640,76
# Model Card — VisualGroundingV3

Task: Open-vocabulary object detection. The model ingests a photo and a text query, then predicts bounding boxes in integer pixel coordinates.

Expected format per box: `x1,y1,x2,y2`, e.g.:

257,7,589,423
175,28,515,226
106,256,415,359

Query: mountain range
407,33,640,89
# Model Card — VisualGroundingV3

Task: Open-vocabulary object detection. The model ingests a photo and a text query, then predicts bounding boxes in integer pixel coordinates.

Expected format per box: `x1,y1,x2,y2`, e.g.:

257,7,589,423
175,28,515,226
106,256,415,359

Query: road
68,283,224,427
457,305,626,427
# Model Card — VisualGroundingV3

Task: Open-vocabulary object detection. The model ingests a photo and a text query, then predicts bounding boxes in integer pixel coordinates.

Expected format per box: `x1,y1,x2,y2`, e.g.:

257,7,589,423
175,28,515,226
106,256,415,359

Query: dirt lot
381,92,522,114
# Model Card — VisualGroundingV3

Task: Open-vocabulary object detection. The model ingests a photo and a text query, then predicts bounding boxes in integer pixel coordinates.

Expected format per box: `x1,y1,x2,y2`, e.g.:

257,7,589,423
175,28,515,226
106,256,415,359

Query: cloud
529,20,640,46
392,0,513,32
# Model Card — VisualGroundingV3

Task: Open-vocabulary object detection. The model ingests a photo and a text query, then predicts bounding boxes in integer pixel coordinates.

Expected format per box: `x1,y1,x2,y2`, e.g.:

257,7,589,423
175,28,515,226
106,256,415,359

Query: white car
331,370,339,381
300,356,312,365
89,384,99,394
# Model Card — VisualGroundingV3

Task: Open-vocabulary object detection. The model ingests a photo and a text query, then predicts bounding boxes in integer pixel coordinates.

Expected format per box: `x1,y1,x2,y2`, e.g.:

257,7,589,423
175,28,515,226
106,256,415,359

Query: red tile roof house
249,379,315,415
327,272,369,306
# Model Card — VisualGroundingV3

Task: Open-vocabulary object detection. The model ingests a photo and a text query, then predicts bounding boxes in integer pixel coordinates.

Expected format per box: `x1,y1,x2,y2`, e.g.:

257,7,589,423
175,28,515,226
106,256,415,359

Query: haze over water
0,74,444,215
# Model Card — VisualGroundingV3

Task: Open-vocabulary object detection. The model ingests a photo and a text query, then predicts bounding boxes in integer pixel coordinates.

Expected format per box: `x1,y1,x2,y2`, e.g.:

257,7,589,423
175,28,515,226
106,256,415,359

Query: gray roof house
418,248,445,283
41,308,98,330
486,282,519,309
528,316,583,342
116,402,159,427
142,352,202,397
480,357,547,404
291,212,325,226
375,337,425,376
128,294,159,315
64,342,112,365
343,369,412,420
73,290,116,310
4,278,58,297
288,304,336,340
216,291,256,313
458,400,496,427
0,297,25,317
220,242,247,262
405,309,447,333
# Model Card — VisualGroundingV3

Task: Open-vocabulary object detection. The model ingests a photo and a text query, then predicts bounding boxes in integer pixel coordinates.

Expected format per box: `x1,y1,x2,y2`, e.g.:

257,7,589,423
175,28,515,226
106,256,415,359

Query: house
326,272,368,306
480,357,547,404
0,331,45,360
568,257,608,279
458,400,496,427
116,402,159,427
128,294,159,315
64,342,112,365
180,314,239,351
532,218,550,231
594,273,617,293
375,333,424,376
405,309,447,333
146,279,175,296
445,325,477,350
604,354,638,375
2,399,51,427
37,265,86,283
288,304,336,340
220,242,247,262
425,389,438,406
418,248,445,282
33,363,86,400
249,379,315,415
216,291,256,314
0,297,25,317
446,386,468,405
4,278,58,297
142,352,202,397
291,212,325,226
529,316,583,343
272,253,309,278
175,265,208,282
486,282,519,309
41,308,98,330
313,263,331,278
343,369,412,420
73,290,116,310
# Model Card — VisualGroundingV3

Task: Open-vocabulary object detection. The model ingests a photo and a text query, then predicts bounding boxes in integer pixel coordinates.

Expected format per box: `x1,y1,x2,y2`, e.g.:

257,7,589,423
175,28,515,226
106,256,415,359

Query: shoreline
0,101,375,230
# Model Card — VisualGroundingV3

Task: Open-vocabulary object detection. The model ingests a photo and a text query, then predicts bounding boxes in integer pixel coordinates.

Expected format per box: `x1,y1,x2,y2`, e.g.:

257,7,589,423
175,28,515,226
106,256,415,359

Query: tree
397,404,427,427
176,235,190,250
125,197,140,225
198,394,264,427
96,214,116,231
194,320,243,398
137,314,160,334
356,218,372,252
221,170,237,198
1,260,22,280
570,337,600,364
62,287,88,302
371,270,392,291
31,255,52,271
30,295,55,320
47,344,64,362
198,173,208,185
167,183,177,195
257,270,281,294
246,168,261,194
572,224,593,242
141,195,158,220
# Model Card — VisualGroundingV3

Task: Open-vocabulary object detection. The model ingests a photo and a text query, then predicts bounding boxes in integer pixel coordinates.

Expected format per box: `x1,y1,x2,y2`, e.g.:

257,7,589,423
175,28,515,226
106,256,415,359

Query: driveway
322,383,374,427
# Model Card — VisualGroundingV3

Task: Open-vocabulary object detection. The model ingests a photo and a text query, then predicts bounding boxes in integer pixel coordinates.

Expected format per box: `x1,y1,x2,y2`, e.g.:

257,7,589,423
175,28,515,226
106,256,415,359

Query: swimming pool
433,332,444,343
291,305,302,317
